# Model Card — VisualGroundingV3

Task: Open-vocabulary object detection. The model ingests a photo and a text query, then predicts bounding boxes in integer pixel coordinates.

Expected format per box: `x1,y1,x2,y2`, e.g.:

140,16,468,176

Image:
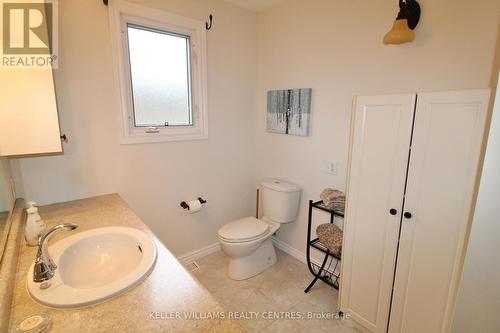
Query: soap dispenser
25,206,46,246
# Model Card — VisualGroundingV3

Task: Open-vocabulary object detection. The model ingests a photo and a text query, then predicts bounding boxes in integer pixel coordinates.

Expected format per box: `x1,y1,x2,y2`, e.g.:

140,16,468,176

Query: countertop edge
6,194,245,333
0,198,25,333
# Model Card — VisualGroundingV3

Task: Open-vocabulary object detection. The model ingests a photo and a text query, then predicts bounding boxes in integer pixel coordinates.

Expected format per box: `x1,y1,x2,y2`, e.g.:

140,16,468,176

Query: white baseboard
272,236,339,275
177,238,303,266
272,236,308,264
177,242,221,264
177,237,338,275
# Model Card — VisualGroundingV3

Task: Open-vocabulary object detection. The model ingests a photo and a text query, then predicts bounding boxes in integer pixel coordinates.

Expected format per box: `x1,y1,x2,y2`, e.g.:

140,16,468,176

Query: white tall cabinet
340,90,490,333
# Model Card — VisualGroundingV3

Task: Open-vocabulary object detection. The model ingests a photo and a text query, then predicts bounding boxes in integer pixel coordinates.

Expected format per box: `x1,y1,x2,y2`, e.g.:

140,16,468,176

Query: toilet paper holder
180,197,207,210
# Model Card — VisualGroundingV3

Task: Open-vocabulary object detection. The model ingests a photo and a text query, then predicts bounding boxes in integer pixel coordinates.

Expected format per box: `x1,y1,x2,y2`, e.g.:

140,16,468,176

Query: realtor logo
1,0,58,68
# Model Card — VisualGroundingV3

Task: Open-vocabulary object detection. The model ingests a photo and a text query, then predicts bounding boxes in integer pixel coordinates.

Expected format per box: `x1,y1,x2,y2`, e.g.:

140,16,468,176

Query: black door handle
389,208,397,215
404,212,412,219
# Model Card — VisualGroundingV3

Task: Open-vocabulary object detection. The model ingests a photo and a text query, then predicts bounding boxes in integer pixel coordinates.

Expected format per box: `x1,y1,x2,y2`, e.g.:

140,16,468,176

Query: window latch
145,127,160,133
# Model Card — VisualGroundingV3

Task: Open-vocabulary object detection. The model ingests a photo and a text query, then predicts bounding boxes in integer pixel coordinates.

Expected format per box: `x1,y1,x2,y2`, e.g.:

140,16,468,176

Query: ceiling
223,0,289,12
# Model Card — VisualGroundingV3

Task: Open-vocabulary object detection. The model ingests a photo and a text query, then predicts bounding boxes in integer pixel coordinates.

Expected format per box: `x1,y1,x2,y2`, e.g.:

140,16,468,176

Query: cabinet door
340,94,416,333
0,68,62,156
389,90,490,333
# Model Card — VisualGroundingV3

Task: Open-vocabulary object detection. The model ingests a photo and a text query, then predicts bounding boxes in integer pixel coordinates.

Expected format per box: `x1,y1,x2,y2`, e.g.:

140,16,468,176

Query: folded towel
320,188,345,209
316,223,343,257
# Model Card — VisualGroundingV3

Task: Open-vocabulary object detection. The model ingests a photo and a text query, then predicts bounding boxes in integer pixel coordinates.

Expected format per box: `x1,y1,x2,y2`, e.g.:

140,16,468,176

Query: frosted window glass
127,24,192,127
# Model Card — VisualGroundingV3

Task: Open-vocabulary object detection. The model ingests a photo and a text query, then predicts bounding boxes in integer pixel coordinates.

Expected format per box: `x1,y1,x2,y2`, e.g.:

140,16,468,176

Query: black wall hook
397,0,420,30
205,14,213,30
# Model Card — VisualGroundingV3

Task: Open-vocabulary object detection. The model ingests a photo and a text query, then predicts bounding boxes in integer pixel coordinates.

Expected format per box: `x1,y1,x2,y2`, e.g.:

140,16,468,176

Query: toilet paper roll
187,200,202,213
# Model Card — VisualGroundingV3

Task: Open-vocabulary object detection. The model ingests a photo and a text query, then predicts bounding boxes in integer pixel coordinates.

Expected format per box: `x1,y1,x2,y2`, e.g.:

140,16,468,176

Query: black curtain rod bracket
103,1,213,31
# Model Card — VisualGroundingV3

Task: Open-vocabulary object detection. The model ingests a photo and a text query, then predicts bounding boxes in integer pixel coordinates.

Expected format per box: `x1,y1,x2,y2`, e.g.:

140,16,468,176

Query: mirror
0,159,14,261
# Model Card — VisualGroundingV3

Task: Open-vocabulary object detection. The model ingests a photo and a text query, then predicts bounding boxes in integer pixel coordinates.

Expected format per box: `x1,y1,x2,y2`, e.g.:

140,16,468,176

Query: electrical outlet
326,161,337,175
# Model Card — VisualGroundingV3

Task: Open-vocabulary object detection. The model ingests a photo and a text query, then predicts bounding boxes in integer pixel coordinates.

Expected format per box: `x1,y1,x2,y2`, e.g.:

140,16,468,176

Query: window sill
120,131,208,145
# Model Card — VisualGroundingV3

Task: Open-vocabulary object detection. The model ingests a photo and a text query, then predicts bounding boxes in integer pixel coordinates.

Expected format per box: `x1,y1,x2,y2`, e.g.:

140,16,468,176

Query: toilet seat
218,217,269,243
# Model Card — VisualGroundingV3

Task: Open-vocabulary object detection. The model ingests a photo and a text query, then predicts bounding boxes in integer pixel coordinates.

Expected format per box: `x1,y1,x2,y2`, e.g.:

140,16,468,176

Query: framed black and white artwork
266,88,312,136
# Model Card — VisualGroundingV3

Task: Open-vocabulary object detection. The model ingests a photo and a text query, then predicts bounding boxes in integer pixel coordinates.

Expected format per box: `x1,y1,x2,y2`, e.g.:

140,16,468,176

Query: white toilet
217,179,301,280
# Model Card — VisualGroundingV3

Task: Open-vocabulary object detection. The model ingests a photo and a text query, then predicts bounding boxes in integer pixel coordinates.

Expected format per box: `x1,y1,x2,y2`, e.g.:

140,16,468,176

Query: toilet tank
261,179,302,223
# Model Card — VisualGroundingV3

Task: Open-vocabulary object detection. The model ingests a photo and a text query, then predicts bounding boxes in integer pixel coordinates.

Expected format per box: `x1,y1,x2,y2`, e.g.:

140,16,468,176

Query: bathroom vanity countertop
8,194,245,333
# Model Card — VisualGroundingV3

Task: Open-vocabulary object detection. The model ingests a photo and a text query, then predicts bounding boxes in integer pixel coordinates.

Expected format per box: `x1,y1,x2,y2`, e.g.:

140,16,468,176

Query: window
109,1,208,144
127,25,192,127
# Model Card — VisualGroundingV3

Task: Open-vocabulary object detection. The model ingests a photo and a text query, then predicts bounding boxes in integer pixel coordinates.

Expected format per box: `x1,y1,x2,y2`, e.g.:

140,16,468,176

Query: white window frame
109,0,208,144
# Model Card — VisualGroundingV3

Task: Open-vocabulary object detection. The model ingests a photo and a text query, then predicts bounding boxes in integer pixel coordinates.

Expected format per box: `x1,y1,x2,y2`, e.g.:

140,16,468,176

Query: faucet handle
34,223,79,283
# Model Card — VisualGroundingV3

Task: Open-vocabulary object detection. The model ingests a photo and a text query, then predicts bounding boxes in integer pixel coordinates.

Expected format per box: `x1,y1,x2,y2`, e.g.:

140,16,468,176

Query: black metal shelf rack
305,200,344,293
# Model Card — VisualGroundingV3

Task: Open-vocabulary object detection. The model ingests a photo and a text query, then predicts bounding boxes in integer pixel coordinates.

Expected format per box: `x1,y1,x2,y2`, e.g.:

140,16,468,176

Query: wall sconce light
383,0,421,45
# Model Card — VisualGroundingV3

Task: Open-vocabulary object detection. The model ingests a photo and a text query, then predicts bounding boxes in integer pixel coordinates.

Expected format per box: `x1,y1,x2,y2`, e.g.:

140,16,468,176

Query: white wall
0,160,13,212
452,76,500,332
255,0,499,254
12,0,500,262
14,0,258,256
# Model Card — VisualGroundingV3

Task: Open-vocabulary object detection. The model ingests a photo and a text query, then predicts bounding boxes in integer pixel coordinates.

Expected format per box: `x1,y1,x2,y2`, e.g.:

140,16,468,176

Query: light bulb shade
383,19,415,45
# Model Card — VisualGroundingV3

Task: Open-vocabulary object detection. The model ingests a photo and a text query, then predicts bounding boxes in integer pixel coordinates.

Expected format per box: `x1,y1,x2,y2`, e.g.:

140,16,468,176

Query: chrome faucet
33,223,79,283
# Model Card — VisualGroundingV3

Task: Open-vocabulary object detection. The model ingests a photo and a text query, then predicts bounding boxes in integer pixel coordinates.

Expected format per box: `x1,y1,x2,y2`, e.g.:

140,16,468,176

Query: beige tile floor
192,250,360,333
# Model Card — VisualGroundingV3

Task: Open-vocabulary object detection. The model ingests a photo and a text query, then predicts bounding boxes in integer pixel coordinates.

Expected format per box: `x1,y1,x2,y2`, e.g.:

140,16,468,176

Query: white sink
27,226,157,308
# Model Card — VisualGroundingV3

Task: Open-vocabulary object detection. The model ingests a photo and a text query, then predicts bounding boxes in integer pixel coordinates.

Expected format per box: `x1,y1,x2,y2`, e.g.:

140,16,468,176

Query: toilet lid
218,217,270,242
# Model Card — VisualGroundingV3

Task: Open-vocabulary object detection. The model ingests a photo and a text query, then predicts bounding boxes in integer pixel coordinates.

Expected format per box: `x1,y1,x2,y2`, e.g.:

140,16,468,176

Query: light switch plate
326,161,337,175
